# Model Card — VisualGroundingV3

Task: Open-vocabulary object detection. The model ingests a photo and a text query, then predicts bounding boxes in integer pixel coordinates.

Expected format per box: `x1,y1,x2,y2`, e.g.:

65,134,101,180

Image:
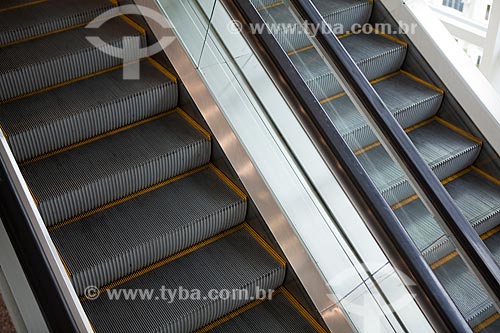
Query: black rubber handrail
0,160,79,332
229,0,488,331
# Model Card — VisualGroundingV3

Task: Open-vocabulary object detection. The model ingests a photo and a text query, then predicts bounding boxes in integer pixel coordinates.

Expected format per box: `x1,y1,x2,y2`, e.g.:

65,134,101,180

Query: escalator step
290,32,407,100
255,0,372,52
0,16,145,102
357,119,482,205
394,169,500,264
0,59,177,162
0,0,115,46
51,166,247,296
202,290,326,333
82,225,286,333
433,232,500,328
20,110,211,226
323,72,443,150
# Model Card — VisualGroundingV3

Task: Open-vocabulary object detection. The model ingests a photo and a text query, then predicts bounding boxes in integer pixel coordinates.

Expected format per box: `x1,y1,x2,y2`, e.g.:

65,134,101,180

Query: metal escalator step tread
0,0,115,46
290,33,407,100
323,72,443,150
0,59,177,162
82,226,286,333
255,0,372,52
434,232,500,328
394,169,500,264
203,291,324,332
357,120,481,205
20,111,211,226
51,166,247,296
0,17,145,102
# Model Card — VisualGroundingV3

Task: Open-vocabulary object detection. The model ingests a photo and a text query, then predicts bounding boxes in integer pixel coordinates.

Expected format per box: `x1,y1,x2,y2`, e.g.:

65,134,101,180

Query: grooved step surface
0,0,115,46
206,293,320,332
255,0,372,52
52,167,247,295
21,112,211,226
395,170,500,264
323,73,443,150
290,33,407,100
358,120,481,205
0,60,177,162
82,228,286,333
0,17,144,101
434,233,500,328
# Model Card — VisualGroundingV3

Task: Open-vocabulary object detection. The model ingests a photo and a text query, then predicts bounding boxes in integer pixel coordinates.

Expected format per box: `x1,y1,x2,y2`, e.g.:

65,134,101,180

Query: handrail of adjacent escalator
229,0,490,332
291,0,500,315
0,155,79,331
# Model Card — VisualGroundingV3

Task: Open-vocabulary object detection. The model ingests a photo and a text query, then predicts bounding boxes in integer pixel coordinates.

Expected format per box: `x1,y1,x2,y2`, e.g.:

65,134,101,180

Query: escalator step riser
382,145,480,206
306,46,406,100
335,94,443,150
0,2,115,46
82,228,286,333
0,34,146,101
21,112,211,226
34,140,211,226
7,80,177,162
70,202,247,295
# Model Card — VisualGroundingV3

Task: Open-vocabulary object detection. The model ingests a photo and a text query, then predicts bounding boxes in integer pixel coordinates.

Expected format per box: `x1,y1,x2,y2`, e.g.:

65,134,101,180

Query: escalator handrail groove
229,0,476,331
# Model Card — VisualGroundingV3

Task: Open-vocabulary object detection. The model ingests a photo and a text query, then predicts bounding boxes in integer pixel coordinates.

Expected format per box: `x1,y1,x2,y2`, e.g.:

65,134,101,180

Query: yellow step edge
177,109,211,140
196,288,327,333
0,0,47,13
208,165,247,201
80,223,251,302
243,224,286,268
320,71,400,104
280,288,329,333
55,248,72,278
120,15,146,35
471,166,500,187
372,28,408,47
400,70,444,95
147,57,178,83
434,117,483,146
432,225,500,270
19,110,176,167
287,45,314,56
391,167,472,210
256,1,284,11
474,313,500,332
48,164,210,231
195,293,269,332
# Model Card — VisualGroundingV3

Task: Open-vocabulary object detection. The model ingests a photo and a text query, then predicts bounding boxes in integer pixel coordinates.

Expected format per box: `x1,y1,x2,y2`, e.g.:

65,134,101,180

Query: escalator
0,1,327,332
251,0,500,331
